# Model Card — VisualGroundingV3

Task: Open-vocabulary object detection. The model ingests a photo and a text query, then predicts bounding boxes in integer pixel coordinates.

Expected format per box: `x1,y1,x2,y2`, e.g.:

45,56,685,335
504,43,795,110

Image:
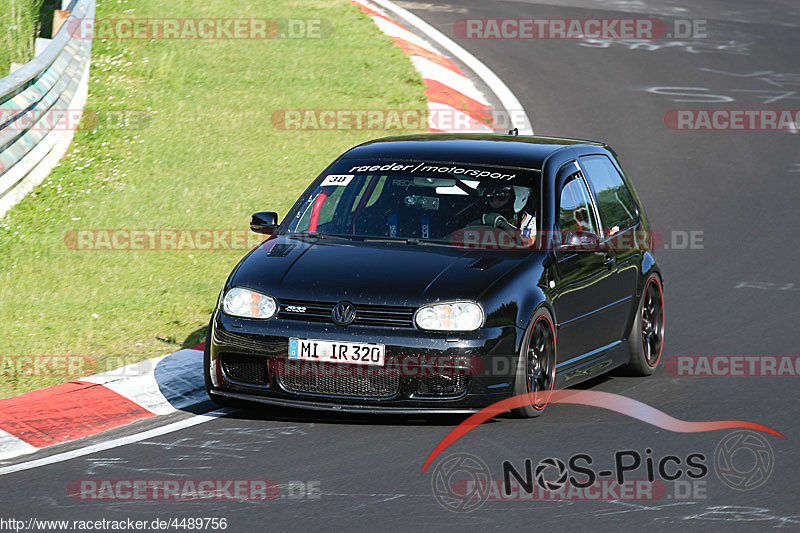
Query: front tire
623,275,665,376
510,309,557,418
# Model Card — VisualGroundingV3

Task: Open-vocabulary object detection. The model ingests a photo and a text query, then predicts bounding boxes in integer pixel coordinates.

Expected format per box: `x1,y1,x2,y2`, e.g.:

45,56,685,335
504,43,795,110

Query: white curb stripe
82,355,170,415
83,348,206,416
368,0,534,134
0,429,37,461
410,56,490,105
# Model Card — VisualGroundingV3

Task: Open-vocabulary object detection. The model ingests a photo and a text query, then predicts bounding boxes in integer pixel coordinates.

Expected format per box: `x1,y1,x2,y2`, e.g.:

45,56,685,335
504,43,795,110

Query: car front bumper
207,310,523,412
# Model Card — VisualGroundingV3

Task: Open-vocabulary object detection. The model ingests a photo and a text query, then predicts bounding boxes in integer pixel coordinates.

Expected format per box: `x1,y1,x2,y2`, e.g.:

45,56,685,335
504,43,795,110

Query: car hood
229,235,534,306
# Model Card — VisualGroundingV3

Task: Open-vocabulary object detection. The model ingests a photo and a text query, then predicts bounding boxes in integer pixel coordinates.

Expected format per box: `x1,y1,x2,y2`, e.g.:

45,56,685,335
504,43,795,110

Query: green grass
0,0,427,397
0,0,49,78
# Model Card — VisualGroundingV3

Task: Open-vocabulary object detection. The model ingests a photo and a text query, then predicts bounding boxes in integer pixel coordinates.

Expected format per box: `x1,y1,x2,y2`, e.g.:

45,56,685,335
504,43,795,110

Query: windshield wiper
286,233,452,247
284,232,360,241
360,236,415,244
410,238,453,247
364,236,452,247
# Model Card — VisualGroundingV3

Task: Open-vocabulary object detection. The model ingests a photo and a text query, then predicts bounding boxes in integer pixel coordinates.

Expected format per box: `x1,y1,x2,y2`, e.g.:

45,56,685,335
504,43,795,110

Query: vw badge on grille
331,301,356,326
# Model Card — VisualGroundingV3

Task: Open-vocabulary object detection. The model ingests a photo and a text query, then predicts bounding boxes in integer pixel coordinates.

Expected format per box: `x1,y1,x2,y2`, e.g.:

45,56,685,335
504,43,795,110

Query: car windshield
283,161,540,249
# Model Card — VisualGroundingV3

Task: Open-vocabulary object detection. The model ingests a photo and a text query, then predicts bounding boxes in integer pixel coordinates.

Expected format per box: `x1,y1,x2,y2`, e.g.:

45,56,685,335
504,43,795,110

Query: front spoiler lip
211,389,482,415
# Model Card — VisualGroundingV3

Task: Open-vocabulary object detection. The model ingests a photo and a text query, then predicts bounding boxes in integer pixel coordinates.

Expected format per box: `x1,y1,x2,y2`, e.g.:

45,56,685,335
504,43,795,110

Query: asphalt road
2,0,799,530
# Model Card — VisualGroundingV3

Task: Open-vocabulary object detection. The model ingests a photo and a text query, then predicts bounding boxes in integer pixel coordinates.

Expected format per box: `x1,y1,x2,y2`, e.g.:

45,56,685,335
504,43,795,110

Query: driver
477,182,517,229
473,182,537,246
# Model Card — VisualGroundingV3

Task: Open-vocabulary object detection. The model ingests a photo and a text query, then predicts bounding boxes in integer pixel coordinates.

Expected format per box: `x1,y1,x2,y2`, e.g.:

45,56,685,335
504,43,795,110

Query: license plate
288,338,385,366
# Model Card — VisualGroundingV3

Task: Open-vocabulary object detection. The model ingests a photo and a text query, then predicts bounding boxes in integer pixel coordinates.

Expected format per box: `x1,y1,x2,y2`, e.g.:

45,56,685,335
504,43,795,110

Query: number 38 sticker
321,174,354,187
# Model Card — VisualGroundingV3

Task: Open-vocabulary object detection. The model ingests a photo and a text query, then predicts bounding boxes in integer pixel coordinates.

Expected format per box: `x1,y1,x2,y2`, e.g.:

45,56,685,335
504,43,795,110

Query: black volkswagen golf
204,134,664,417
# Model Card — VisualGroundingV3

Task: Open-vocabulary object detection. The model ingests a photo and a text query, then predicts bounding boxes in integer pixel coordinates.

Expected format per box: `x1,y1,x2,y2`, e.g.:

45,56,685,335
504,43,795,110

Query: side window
558,173,599,240
580,155,638,235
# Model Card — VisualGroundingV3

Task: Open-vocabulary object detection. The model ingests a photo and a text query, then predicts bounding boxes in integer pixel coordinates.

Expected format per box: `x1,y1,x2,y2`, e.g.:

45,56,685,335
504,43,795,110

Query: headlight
222,287,277,319
415,301,483,331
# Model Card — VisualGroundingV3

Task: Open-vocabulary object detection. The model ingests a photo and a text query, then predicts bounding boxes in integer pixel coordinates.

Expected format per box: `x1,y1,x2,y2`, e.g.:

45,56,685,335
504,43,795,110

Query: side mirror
559,230,600,252
250,211,279,235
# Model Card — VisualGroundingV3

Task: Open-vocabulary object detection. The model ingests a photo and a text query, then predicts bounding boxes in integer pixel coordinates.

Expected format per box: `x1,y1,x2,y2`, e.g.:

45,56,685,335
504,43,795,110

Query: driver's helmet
478,182,514,206
477,182,516,222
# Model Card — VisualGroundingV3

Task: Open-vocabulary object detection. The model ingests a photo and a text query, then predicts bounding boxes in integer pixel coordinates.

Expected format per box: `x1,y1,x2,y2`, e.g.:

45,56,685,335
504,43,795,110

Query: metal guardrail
0,0,96,217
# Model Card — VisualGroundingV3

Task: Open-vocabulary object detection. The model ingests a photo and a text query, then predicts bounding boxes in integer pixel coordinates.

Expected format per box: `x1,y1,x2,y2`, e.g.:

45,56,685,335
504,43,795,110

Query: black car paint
207,134,661,413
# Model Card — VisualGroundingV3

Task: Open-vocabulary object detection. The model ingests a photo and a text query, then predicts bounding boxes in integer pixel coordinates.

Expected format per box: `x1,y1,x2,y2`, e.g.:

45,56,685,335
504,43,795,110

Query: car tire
203,319,243,408
510,308,557,418
623,275,665,376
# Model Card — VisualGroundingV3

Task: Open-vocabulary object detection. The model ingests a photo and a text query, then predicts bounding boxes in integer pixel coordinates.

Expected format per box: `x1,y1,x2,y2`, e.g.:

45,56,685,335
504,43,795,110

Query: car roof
341,133,605,171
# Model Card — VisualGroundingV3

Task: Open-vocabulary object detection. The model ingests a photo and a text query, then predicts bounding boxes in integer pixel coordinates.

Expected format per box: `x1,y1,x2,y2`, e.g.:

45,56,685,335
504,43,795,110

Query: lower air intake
220,353,269,386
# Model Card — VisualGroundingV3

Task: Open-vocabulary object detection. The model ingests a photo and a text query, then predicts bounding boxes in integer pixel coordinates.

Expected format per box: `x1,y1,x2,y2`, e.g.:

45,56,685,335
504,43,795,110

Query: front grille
416,375,468,397
220,353,269,385
277,299,415,328
277,361,400,398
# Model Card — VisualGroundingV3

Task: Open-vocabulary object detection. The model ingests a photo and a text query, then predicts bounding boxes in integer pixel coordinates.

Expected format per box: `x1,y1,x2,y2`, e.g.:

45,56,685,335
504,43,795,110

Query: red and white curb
0,0,534,465
352,0,533,134
0,345,207,461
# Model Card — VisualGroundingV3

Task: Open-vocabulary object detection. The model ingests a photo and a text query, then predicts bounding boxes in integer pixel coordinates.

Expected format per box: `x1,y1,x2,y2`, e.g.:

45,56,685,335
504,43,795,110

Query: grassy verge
0,0,50,78
0,0,427,397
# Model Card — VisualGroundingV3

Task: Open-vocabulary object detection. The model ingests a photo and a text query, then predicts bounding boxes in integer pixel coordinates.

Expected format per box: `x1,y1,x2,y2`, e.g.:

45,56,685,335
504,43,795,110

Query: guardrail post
53,10,72,38
34,38,52,57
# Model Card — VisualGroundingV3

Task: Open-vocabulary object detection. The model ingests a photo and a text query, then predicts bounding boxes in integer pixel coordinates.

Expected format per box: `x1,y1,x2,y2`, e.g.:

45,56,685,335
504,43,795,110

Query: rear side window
580,155,638,235
558,173,599,240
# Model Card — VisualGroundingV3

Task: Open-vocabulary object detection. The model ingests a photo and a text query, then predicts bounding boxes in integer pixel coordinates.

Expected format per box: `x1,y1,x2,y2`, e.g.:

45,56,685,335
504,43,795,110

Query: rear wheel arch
622,273,665,376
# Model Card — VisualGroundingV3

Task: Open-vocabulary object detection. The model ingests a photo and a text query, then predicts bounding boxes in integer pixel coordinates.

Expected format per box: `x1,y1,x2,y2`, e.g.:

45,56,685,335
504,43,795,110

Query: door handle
603,255,615,270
